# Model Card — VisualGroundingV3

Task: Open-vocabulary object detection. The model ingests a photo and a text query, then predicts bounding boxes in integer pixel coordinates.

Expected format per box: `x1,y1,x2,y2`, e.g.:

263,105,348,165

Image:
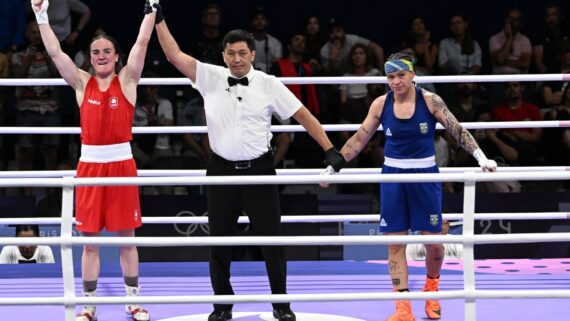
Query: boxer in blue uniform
329,51,497,321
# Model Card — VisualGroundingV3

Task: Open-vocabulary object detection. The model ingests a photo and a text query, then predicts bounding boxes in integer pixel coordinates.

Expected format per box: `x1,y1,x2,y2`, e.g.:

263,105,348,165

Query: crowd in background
0,1,569,203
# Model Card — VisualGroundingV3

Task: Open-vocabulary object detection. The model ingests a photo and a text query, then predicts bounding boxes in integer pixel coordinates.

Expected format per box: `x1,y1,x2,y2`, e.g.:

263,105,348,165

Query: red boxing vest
80,76,134,145
277,59,320,115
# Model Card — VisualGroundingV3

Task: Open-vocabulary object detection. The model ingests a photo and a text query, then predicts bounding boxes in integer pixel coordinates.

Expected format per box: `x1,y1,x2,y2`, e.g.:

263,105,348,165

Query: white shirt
489,31,532,74
48,0,90,41
0,245,55,264
134,97,174,150
339,68,382,99
438,37,482,73
191,62,301,161
253,34,283,73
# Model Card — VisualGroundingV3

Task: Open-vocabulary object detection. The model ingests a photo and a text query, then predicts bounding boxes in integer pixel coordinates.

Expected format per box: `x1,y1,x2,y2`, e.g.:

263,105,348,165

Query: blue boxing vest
380,86,436,160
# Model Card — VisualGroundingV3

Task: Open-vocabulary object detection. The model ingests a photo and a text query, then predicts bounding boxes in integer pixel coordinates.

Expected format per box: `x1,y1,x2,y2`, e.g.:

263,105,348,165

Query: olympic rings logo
173,210,209,236
173,211,251,236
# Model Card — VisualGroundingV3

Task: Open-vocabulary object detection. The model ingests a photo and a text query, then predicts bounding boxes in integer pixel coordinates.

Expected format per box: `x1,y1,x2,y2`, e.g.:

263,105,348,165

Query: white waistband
383,155,436,169
80,142,133,163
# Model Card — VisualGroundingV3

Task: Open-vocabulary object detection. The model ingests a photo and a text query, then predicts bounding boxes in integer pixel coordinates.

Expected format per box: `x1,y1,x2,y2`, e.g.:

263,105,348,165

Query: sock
427,274,440,280
397,288,409,292
83,280,98,293
124,276,139,288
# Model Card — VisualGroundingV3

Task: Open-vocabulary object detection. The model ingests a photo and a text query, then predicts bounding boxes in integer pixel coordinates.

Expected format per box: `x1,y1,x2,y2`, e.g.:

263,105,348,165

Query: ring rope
0,212,567,226
0,120,567,135
1,73,568,87
2,233,570,247
0,165,566,179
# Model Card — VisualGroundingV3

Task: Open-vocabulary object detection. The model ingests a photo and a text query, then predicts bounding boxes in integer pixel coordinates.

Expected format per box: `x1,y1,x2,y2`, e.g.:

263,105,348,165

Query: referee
154,4,345,321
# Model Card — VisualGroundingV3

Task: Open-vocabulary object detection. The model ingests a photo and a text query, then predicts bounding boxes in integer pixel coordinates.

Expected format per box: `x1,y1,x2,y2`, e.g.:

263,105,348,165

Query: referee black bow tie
227,76,249,87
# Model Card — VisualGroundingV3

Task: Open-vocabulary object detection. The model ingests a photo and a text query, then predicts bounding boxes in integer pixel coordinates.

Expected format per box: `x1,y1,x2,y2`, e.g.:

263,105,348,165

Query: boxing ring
1,74,570,321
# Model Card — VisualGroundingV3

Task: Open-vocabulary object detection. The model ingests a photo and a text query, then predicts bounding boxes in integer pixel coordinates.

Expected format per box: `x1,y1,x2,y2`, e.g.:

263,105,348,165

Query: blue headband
384,59,414,74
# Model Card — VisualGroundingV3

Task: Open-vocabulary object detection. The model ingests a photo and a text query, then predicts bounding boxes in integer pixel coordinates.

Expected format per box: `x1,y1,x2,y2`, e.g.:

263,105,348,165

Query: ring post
462,172,477,321
60,176,76,321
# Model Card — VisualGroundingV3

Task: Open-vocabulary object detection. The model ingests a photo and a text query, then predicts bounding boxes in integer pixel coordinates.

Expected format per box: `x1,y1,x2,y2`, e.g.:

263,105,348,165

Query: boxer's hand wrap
473,148,497,172
324,147,346,173
31,0,49,25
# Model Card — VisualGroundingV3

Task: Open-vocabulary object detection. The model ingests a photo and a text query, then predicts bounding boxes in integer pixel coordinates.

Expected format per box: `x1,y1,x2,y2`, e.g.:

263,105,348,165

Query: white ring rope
0,212,567,226
0,166,565,179
0,171,566,188
0,120,568,134
1,233,570,247
3,289,570,307
1,73,569,87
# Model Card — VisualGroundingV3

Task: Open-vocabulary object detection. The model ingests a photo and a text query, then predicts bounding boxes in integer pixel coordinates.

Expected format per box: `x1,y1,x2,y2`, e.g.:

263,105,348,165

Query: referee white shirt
191,61,302,161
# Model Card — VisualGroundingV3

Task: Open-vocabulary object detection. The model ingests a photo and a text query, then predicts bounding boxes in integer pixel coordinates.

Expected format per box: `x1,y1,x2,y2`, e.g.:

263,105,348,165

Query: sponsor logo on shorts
76,220,82,226
380,217,387,227
419,122,428,134
385,128,392,136
430,214,439,226
134,209,139,222
109,96,119,109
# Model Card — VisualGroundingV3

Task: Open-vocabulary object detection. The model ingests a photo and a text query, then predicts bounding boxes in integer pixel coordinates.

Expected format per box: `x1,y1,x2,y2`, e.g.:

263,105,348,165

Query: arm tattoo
392,278,401,286
431,94,479,154
343,126,373,161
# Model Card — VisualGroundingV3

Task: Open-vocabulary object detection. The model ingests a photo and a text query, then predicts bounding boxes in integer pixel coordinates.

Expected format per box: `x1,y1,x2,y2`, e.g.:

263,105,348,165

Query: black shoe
273,307,296,321
208,309,232,321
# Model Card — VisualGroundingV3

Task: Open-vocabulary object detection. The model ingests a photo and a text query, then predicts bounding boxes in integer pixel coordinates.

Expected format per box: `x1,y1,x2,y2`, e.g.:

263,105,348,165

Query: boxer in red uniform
31,0,159,320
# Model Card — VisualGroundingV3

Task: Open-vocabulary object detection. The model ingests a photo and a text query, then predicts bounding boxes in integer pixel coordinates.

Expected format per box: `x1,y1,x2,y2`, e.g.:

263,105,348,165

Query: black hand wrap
325,147,346,172
154,3,164,24
143,1,164,24
143,0,152,14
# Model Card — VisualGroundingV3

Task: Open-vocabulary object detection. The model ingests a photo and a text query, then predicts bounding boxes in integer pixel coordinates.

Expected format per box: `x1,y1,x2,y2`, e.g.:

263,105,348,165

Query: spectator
542,40,570,108
0,225,55,264
492,82,543,166
489,9,532,74
270,33,323,168
47,0,91,53
438,14,482,75
250,7,282,73
0,51,10,172
320,18,384,76
338,44,384,168
11,20,60,176
303,15,326,71
542,82,570,190
403,16,438,75
132,72,175,169
533,2,569,73
178,95,210,165
0,0,26,56
456,109,521,192
449,80,489,123
192,2,224,66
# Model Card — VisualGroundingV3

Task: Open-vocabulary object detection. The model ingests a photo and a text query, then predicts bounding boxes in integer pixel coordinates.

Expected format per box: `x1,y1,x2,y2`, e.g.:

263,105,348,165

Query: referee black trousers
206,153,289,311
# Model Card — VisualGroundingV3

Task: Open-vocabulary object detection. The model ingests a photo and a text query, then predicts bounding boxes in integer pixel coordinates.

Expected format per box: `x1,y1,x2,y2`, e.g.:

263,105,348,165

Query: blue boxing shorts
379,164,442,233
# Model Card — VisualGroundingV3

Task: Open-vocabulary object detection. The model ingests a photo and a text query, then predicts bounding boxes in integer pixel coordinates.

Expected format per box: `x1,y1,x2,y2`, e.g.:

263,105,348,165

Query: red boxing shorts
75,158,142,233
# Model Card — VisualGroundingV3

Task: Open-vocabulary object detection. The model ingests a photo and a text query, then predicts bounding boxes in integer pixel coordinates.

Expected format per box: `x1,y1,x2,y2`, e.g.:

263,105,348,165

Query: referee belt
212,152,271,170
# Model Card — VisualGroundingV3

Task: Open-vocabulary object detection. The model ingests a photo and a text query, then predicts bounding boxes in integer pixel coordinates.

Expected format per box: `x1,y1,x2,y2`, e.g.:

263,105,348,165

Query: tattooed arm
425,90,497,172
339,95,385,162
